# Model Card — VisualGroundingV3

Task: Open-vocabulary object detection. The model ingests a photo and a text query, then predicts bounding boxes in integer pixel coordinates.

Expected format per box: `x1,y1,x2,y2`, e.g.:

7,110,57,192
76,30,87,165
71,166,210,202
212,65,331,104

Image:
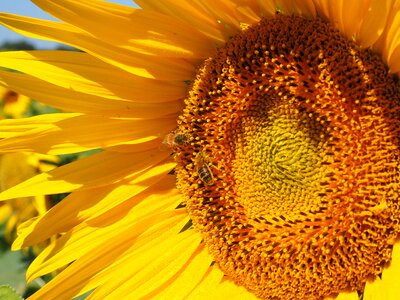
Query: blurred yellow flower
0,0,399,299
0,153,46,242
0,86,30,118
0,89,58,245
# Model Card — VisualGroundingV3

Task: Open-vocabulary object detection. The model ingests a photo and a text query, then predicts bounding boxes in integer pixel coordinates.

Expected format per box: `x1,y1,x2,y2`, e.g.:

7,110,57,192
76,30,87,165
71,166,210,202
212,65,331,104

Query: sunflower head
174,13,400,299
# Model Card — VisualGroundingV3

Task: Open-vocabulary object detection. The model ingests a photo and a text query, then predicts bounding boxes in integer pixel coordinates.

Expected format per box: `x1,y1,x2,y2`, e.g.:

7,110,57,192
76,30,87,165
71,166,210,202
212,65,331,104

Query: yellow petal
276,0,316,17
143,244,213,299
363,277,387,300
198,0,259,34
0,13,195,80
378,7,400,72
0,71,183,118
186,266,224,299
212,272,258,299
312,0,370,40
333,292,360,300
0,51,186,103
0,113,79,139
28,201,184,281
0,149,171,200
32,195,48,215
140,0,268,41
0,204,12,222
134,0,226,42
337,0,370,40
377,243,400,300
0,153,36,191
378,2,400,73
28,214,189,299
187,263,258,299
0,114,176,154
13,166,178,249
85,162,177,222
357,0,395,48
34,0,220,59
387,44,400,73
88,229,201,300
256,0,277,17
312,0,331,19
337,244,400,300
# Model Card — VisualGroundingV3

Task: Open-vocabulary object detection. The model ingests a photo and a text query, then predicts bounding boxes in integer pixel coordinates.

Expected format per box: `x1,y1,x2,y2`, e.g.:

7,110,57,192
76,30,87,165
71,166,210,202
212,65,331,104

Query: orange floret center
174,15,400,299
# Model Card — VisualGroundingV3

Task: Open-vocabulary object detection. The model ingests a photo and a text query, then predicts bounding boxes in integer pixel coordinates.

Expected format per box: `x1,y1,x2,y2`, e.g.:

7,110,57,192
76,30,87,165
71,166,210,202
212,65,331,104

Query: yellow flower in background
0,153,48,244
0,88,59,245
0,86,30,118
0,0,400,299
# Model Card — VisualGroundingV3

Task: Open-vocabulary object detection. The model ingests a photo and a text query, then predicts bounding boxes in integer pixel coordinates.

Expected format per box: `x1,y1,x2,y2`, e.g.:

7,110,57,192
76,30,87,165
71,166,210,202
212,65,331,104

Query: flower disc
174,15,400,299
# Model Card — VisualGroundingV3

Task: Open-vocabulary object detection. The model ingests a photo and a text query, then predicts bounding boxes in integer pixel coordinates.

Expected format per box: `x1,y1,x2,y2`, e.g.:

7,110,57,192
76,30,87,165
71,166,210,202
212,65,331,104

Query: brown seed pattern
174,15,400,299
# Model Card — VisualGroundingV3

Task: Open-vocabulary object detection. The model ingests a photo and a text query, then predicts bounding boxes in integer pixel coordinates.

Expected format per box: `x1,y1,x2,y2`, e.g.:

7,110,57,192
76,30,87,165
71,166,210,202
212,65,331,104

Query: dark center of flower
3,91,19,104
173,14,400,299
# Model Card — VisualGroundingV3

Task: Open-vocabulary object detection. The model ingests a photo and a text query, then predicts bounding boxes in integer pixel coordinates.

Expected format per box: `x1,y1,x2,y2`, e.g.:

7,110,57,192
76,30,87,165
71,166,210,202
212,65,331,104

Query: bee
194,152,215,185
163,129,188,148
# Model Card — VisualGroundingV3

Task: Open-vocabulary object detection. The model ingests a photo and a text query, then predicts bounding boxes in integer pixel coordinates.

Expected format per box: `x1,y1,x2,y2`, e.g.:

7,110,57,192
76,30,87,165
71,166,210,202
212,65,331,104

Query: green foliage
0,222,26,298
23,100,61,117
0,285,23,300
0,41,35,51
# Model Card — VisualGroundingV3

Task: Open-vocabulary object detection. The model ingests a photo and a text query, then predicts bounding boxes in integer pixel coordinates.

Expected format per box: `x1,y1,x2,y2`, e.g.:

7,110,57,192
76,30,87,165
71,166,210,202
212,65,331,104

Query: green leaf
0,285,23,300
0,249,26,293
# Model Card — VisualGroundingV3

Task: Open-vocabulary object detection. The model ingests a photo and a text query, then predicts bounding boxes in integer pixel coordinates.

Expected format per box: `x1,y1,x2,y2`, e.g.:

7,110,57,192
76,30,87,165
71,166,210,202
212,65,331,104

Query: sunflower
0,0,400,299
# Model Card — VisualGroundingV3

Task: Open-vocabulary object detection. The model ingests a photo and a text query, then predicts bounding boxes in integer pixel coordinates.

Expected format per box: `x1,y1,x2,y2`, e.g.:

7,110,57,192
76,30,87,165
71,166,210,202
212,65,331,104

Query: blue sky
0,0,138,49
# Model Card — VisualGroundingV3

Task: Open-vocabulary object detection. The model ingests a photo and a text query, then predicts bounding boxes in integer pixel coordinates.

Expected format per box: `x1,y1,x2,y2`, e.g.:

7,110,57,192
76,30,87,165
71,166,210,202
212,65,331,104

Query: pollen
174,15,400,299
